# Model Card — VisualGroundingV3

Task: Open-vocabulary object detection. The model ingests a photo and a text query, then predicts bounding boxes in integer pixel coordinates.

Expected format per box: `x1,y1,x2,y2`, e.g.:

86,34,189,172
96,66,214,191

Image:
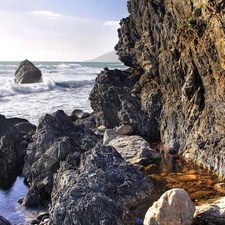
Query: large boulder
22,110,102,206
14,59,43,84
49,144,153,225
144,188,195,225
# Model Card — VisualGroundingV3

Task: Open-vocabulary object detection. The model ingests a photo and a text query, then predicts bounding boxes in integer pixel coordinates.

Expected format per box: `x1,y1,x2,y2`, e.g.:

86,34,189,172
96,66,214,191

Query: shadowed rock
22,110,101,206
14,59,43,84
0,115,28,185
193,197,225,225
0,215,11,225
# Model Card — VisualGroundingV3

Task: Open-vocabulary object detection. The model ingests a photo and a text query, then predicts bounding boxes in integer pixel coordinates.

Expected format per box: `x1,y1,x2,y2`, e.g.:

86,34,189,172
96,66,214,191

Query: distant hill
87,51,120,62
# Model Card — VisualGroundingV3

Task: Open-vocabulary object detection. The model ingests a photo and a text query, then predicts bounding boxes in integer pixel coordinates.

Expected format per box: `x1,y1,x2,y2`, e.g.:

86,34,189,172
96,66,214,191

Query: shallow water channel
135,146,224,220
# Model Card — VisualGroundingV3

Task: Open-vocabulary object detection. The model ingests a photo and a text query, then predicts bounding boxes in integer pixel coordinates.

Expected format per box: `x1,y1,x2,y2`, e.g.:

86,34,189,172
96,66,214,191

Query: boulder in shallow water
14,59,43,84
144,188,195,225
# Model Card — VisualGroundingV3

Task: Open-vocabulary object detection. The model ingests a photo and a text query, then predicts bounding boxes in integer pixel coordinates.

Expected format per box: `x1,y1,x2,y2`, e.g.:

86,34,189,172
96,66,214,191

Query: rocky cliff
90,0,225,178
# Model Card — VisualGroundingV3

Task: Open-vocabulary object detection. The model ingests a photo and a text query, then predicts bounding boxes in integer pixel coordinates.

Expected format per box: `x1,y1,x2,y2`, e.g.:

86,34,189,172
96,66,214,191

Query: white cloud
103,21,120,29
30,11,62,19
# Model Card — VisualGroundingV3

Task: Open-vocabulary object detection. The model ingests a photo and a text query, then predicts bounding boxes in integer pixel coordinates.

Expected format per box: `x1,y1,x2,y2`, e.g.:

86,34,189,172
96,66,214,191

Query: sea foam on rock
14,59,43,84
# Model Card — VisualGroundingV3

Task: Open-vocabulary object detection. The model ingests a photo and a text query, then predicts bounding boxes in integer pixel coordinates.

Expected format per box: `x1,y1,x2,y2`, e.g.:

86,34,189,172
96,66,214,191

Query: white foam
0,78,55,97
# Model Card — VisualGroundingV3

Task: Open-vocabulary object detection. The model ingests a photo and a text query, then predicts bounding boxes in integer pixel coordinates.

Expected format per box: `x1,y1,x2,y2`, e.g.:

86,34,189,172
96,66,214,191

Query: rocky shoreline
1,0,225,224
0,110,225,225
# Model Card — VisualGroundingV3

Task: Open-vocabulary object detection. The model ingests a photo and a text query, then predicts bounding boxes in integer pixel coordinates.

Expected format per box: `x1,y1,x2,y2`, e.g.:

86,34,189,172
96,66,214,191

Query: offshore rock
108,135,161,166
193,197,225,225
14,59,43,84
90,0,225,178
49,144,153,225
22,110,101,206
144,188,195,225
0,115,27,185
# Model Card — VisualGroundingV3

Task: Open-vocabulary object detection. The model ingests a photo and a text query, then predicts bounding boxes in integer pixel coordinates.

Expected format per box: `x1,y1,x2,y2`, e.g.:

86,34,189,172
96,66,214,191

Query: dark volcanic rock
14,59,43,84
90,0,225,178
0,215,11,225
193,197,225,225
0,115,27,185
89,68,162,140
22,110,102,206
49,144,153,225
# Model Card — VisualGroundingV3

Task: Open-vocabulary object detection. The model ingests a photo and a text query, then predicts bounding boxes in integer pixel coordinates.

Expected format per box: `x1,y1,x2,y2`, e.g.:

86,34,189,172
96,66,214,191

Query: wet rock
49,144,153,225
30,219,40,224
0,115,26,183
193,197,225,225
22,110,101,207
0,215,11,225
144,188,195,225
108,135,161,166
14,59,43,84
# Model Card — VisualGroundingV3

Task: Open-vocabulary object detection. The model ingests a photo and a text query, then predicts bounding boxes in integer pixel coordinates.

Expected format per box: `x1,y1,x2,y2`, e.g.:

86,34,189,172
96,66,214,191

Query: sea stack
14,59,43,84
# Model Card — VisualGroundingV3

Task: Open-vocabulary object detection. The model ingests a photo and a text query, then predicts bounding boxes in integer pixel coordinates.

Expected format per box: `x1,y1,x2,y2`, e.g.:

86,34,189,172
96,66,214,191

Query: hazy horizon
0,0,128,62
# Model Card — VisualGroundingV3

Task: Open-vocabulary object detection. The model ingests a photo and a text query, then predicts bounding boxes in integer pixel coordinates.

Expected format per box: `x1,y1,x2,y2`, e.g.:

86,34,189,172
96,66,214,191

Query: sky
0,0,129,61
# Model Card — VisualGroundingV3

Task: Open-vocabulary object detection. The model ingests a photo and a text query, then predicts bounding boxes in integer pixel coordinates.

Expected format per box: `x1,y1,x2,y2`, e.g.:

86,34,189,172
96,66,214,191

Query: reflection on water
0,177,47,224
136,147,224,219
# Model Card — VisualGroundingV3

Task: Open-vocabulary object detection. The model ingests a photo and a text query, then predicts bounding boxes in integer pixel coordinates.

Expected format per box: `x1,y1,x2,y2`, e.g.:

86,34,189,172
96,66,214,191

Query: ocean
0,61,126,224
0,61,126,125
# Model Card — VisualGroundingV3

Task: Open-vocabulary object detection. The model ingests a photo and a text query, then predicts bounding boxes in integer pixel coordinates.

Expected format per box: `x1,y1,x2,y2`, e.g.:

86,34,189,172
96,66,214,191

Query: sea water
0,61,126,125
0,61,126,224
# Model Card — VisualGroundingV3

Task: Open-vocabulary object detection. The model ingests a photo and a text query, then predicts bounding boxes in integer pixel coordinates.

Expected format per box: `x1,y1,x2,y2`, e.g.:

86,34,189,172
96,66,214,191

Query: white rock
144,188,195,225
103,129,119,145
108,135,161,166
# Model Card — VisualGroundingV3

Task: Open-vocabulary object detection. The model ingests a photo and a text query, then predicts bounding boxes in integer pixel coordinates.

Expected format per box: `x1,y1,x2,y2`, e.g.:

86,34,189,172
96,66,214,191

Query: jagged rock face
49,144,153,225
14,59,43,84
90,0,225,177
0,115,27,186
22,110,102,206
